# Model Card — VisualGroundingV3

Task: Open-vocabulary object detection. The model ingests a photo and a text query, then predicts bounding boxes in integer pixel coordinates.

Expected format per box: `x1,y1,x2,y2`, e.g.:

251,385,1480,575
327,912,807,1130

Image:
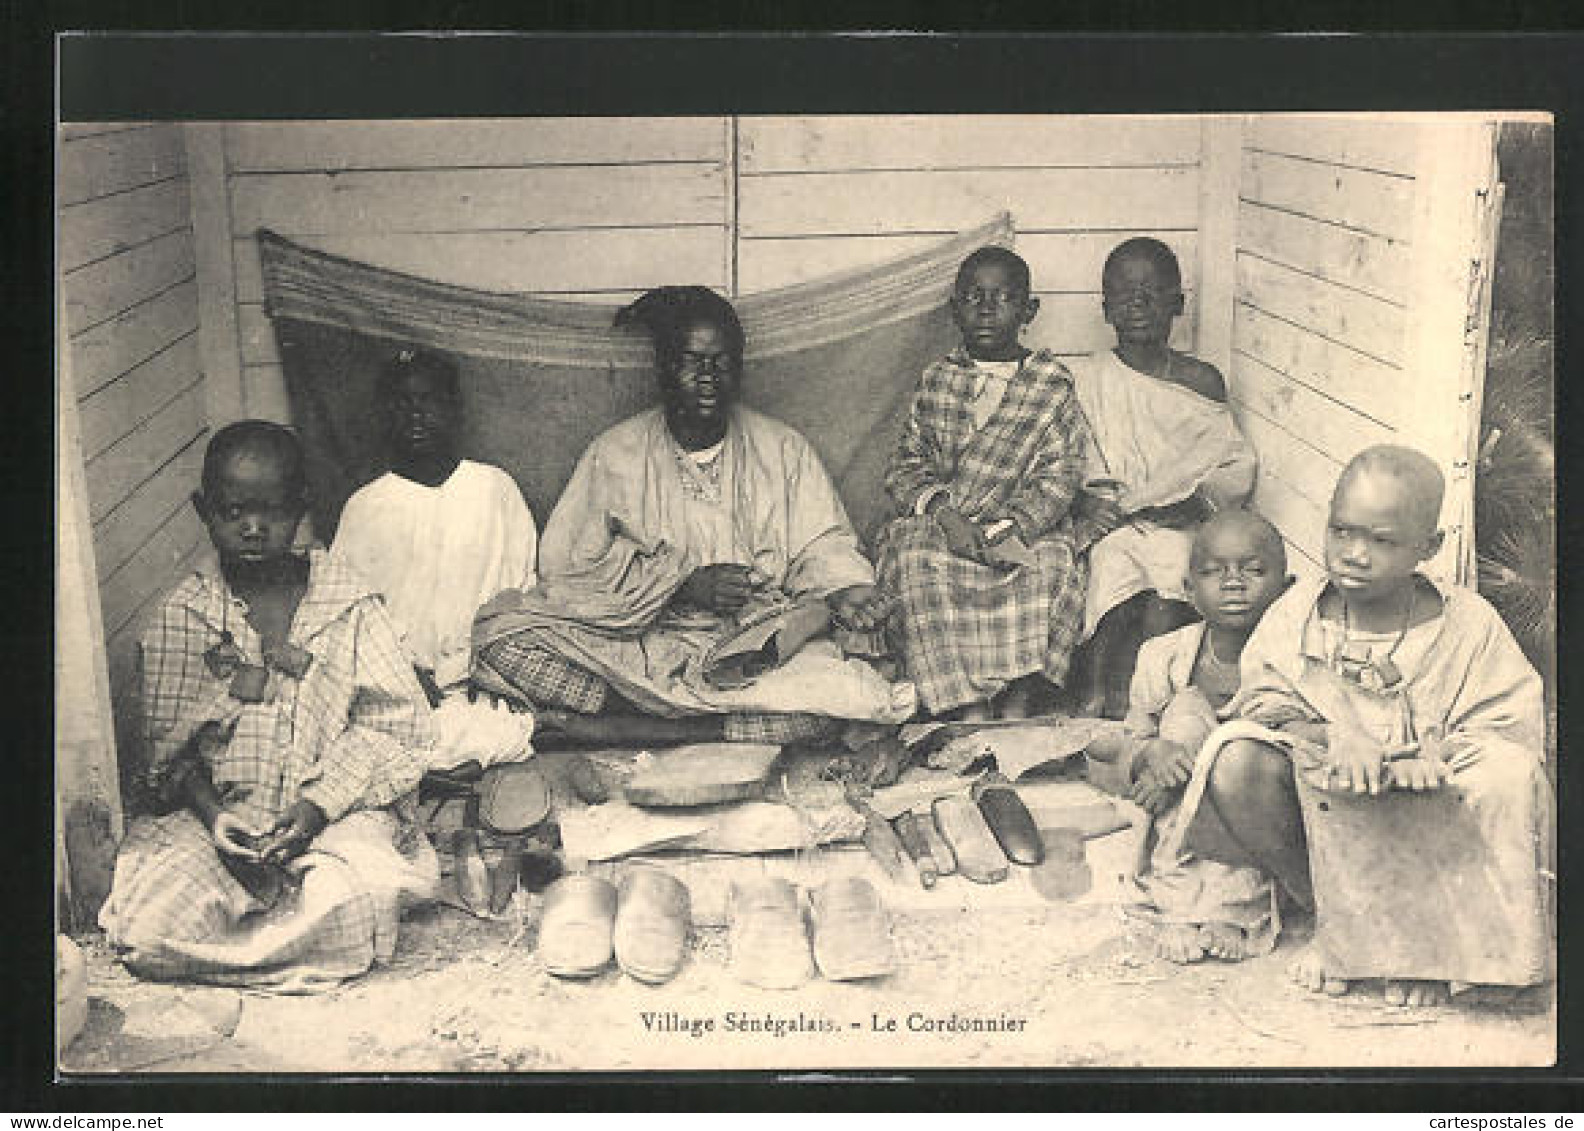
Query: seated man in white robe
332,348,539,772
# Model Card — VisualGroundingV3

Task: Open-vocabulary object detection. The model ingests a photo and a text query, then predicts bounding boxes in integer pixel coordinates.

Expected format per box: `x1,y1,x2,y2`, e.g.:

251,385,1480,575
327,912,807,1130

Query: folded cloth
703,599,832,691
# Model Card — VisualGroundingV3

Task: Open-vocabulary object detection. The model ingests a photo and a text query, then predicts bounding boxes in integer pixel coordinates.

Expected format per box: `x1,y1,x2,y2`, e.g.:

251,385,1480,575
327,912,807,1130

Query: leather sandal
538,874,618,979
932,795,1010,884
972,772,1045,865
479,760,551,836
810,876,895,981
614,867,692,984
727,876,814,989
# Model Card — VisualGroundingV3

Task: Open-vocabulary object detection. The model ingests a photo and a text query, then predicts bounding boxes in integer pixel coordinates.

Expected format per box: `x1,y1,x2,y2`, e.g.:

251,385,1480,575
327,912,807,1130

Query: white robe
333,460,540,768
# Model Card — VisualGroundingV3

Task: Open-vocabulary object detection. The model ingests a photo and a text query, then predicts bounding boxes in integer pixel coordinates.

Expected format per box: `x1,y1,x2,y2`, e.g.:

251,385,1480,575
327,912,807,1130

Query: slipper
727,876,814,989
810,876,895,981
914,807,957,875
538,874,618,979
614,867,692,984
973,772,1045,865
932,796,1010,884
478,760,551,836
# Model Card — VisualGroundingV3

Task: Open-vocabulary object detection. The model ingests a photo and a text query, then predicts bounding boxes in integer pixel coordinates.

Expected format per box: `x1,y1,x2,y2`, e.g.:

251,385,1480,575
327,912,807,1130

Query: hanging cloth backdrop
257,215,1014,546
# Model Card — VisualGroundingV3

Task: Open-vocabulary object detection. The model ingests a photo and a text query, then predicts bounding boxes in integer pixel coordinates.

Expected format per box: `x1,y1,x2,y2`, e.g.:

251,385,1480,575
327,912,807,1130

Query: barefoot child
1182,445,1551,1006
877,246,1090,720
99,422,439,990
1068,238,1257,718
1087,509,1291,962
332,348,539,771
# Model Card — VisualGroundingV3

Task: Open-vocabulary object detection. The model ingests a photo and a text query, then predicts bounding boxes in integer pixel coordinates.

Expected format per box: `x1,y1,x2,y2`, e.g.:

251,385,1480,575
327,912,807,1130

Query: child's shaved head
1103,237,1182,291
1335,445,1445,536
955,246,1032,294
201,421,307,500
1190,508,1287,573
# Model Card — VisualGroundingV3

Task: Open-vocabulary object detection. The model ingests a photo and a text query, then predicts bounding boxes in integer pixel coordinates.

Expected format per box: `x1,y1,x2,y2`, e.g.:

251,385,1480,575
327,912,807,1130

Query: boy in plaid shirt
99,422,439,990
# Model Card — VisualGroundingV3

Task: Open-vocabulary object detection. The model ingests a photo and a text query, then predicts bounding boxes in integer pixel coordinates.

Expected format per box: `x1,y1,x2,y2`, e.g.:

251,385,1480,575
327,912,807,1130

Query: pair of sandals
729,875,894,987
539,869,692,984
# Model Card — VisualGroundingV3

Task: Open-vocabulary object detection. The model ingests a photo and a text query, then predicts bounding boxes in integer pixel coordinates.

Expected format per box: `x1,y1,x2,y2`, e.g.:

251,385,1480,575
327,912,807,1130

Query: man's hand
1386,756,1450,792
1128,738,1195,816
210,810,264,859
1074,490,1127,538
259,800,329,864
934,506,989,563
827,584,891,633
464,680,532,714
679,563,757,616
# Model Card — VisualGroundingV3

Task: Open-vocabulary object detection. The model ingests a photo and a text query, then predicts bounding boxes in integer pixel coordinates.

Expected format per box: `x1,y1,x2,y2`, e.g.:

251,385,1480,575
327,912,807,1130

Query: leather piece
973,772,1046,865
931,796,1009,884
478,760,551,835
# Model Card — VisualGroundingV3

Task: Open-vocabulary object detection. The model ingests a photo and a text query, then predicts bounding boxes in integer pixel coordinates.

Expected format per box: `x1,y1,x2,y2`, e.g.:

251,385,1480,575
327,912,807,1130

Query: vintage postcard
54,39,1556,1075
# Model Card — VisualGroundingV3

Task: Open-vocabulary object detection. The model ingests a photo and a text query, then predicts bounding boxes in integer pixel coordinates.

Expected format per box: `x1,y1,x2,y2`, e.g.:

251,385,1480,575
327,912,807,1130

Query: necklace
1335,584,1416,690
1203,628,1241,667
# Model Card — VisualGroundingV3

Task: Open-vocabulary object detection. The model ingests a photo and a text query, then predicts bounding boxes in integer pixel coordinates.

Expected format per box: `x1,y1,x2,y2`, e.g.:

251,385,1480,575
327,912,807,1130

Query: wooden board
1241,149,1415,242
738,166,1200,236
59,124,187,207
1247,116,1421,177
1228,351,1394,465
1233,401,1345,516
62,229,196,337
91,436,205,581
98,505,207,639
738,115,1201,173
737,230,1199,295
1237,200,1410,304
69,280,200,399
241,364,293,424
226,118,728,171
228,164,728,235
1232,303,1406,430
77,335,202,461
231,226,731,303
1235,252,1406,367
85,384,206,523
59,178,192,273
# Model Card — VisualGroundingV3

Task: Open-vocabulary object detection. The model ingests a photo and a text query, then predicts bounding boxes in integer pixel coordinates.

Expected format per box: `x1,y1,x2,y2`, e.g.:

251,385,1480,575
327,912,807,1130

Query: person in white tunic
332,349,539,770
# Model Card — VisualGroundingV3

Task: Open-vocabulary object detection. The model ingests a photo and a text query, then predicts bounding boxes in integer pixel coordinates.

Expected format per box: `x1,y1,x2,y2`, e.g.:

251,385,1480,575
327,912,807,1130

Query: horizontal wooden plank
1241,149,1415,242
1230,351,1394,466
1247,116,1421,178
99,505,207,638
242,364,294,425
1251,470,1329,571
78,336,202,461
69,280,200,399
1232,303,1406,430
738,166,1200,237
739,116,1201,173
1234,401,1344,517
232,226,729,302
1237,200,1409,305
86,384,206,523
59,177,192,273
91,435,205,580
1235,252,1405,366
738,229,1199,294
62,228,196,336
226,118,728,171
229,164,728,236
59,124,186,206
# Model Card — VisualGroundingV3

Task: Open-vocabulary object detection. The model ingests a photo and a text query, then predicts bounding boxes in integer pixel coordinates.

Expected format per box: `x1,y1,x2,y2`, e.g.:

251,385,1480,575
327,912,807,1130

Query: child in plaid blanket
98,422,438,991
876,247,1091,719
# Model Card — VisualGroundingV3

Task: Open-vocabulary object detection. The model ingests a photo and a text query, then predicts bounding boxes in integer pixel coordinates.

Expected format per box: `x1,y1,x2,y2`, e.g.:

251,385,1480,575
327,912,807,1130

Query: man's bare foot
1382,980,1449,1008
1199,923,1253,961
1156,923,1206,964
1290,944,1350,997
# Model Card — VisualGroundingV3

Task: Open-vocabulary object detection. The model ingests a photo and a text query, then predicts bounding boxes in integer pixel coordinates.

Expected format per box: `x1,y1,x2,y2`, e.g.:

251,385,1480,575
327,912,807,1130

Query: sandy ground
62,828,1555,1074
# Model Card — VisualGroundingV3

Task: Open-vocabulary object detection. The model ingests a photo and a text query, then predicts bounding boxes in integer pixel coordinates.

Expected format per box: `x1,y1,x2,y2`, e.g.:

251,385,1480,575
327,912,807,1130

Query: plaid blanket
877,349,1089,713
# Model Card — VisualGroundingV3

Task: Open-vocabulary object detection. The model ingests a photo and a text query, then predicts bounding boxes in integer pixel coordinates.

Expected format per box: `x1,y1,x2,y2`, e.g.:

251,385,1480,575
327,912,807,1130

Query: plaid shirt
140,548,435,828
884,347,1090,543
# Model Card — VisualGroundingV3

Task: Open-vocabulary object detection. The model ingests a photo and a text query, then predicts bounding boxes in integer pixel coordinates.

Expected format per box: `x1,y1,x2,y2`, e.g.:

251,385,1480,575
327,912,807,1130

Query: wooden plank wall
60,122,211,764
1227,117,1424,578
222,119,734,421
736,116,1205,359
